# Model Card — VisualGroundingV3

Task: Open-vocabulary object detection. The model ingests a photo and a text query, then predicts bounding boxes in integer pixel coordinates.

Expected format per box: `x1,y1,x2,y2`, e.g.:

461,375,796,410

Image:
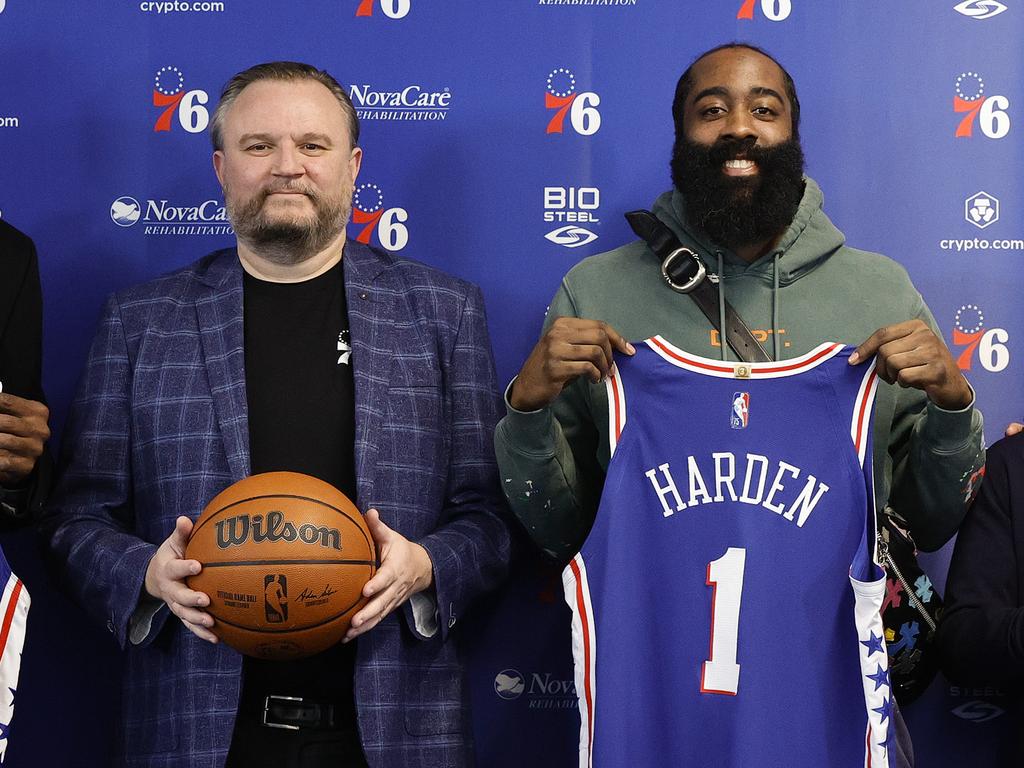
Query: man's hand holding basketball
510,318,635,412
345,508,433,641
850,319,973,411
144,515,217,643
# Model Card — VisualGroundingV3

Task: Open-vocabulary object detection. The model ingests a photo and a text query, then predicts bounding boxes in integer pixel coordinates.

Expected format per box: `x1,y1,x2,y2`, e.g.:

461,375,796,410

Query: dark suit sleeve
938,435,1024,686
413,285,512,641
0,225,54,522
41,296,159,647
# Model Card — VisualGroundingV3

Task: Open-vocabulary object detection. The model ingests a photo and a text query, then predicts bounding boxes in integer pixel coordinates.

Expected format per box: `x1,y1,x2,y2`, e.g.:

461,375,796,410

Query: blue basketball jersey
563,338,893,768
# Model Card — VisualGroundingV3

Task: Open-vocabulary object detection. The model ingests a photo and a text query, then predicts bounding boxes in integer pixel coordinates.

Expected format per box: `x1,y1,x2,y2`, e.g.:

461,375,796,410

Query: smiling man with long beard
495,43,984,767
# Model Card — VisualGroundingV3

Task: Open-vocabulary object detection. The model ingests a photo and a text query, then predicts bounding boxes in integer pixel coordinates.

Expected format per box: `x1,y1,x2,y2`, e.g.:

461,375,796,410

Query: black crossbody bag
626,210,942,706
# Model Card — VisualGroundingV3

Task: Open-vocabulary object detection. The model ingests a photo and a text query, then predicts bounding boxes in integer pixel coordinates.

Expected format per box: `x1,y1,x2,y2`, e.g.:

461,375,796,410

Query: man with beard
44,62,510,768
495,44,982,766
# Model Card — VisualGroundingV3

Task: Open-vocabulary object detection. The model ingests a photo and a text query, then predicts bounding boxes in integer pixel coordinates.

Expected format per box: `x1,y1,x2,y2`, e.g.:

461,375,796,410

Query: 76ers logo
730,392,750,429
351,183,409,251
545,69,601,136
952,304,1010,373
737,0,791,20
954,72,1011,139
356,0,409,17
153,66,210,134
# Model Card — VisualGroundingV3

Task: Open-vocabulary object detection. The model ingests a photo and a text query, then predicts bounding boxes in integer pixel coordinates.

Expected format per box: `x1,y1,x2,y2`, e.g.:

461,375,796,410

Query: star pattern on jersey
860,631,885,657
872,695,893,725
877,720,896,753
866,664,891,692
0,687,14,743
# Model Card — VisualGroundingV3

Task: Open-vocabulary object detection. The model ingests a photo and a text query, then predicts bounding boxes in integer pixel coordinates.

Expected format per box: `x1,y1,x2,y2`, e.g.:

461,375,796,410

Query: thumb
364,508,392,544
169,516,194,558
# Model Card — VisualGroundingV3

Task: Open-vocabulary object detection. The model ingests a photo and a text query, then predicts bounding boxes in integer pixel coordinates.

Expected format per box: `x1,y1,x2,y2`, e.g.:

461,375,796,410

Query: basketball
185,472,378,660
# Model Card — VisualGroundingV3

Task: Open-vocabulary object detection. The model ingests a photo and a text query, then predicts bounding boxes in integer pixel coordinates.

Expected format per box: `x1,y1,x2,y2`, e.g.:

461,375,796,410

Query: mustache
258,182,320,202
706,136,769,166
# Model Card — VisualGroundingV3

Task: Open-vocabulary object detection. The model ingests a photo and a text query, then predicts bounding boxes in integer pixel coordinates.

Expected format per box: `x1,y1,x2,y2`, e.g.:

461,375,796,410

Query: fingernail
626,343,636,355
848,352,859,365
191,563,200,574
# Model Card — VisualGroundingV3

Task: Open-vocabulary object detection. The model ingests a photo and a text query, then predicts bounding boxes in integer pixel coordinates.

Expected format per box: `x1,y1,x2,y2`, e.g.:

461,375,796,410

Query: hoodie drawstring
772,253,781,362
716,252,727,362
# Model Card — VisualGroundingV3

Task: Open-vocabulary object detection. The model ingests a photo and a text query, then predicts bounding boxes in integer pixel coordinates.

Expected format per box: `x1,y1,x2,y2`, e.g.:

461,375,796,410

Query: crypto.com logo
952,304,1010,373
737,0,791,20
953,0,1008,19
965,191,999,229
153,66,210,134
545,68,601,136
356,0,409,17
954,72,1011,139
350,183,409,251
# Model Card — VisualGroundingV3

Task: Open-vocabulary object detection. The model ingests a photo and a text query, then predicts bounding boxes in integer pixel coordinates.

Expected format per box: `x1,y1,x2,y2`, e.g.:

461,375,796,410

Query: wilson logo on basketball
215,510,343,551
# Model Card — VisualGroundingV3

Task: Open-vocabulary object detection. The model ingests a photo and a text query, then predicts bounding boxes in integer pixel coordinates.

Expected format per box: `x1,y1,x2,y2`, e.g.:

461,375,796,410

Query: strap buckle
262,695,303,731
660,247,706,294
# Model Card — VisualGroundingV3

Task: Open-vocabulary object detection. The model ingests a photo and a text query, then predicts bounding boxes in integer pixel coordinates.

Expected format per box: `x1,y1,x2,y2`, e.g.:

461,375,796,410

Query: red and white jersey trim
563,555,597,768
851,363,879,469
646,336,844,379
0,570,29,763
605,367,626,457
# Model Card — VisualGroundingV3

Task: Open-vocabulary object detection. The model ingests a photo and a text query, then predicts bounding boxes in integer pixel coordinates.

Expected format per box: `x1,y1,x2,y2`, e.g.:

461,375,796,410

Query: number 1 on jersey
701,547,746,695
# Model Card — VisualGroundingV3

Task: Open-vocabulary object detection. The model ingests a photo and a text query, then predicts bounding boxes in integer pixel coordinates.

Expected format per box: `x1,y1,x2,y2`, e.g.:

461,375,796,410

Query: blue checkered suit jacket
45,244,512,767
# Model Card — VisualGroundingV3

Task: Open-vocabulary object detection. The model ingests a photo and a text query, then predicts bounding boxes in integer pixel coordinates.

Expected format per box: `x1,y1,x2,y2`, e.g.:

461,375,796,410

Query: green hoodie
495,178,985,560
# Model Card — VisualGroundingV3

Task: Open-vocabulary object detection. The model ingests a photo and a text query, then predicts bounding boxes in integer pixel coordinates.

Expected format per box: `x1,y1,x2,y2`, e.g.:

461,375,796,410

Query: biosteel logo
953,0,1008,19
545,68,601,136
355,0,410,17
544,186,600,248
737,0,791,20
153,66,210,134
350,183,409,251
954,71,1011,139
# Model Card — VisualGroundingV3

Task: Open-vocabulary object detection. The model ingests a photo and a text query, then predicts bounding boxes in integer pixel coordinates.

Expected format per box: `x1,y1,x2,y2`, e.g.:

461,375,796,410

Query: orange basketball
185,472,378,660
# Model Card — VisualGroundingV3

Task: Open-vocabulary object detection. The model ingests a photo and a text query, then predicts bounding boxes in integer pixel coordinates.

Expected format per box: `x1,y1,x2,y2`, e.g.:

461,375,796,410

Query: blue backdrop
0,0,1020,765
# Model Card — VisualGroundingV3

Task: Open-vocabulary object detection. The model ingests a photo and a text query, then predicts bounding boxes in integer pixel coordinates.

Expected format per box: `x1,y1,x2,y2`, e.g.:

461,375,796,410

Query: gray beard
228,188,351,265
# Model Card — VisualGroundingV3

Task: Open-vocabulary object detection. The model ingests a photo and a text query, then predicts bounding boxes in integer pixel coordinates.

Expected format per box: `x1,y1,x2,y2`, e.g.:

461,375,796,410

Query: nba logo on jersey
730,392,749,429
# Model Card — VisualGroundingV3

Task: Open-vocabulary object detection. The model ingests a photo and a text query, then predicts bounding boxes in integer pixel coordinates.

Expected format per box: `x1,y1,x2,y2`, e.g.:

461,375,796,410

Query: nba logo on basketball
264,574,289,623
731,392,750,429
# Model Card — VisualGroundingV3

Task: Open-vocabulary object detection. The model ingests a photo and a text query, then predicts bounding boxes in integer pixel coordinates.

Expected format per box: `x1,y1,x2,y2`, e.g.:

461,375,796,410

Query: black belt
259,695,344,731
625,209,772,364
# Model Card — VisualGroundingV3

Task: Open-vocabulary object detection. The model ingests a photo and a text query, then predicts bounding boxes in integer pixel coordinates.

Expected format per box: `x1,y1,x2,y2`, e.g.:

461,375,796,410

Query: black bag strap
625,210,772,364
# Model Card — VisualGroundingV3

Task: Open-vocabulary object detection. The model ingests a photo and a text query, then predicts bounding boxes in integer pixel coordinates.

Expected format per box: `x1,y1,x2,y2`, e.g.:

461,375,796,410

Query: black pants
226,705,368,768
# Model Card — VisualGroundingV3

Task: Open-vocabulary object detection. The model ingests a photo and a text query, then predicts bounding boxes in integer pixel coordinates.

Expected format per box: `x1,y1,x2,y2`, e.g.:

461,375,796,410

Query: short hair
210,61,360,151
671,43,800,141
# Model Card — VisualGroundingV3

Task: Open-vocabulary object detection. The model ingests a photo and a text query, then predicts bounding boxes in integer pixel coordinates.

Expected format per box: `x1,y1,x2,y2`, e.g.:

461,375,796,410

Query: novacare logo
110,196,233,236
144,199,227,222
348,84,451,121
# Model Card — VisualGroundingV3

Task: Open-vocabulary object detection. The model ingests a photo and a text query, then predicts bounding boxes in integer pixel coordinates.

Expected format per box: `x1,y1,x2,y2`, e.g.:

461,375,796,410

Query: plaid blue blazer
45,244,512,767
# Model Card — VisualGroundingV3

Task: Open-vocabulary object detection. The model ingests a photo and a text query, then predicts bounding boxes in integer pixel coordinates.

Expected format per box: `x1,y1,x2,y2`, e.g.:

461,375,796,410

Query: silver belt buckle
263,694,303,730
660,247,706,294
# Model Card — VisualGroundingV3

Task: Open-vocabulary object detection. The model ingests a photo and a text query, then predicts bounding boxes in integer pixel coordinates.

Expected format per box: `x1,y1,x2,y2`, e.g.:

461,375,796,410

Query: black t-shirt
240,259,357,709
